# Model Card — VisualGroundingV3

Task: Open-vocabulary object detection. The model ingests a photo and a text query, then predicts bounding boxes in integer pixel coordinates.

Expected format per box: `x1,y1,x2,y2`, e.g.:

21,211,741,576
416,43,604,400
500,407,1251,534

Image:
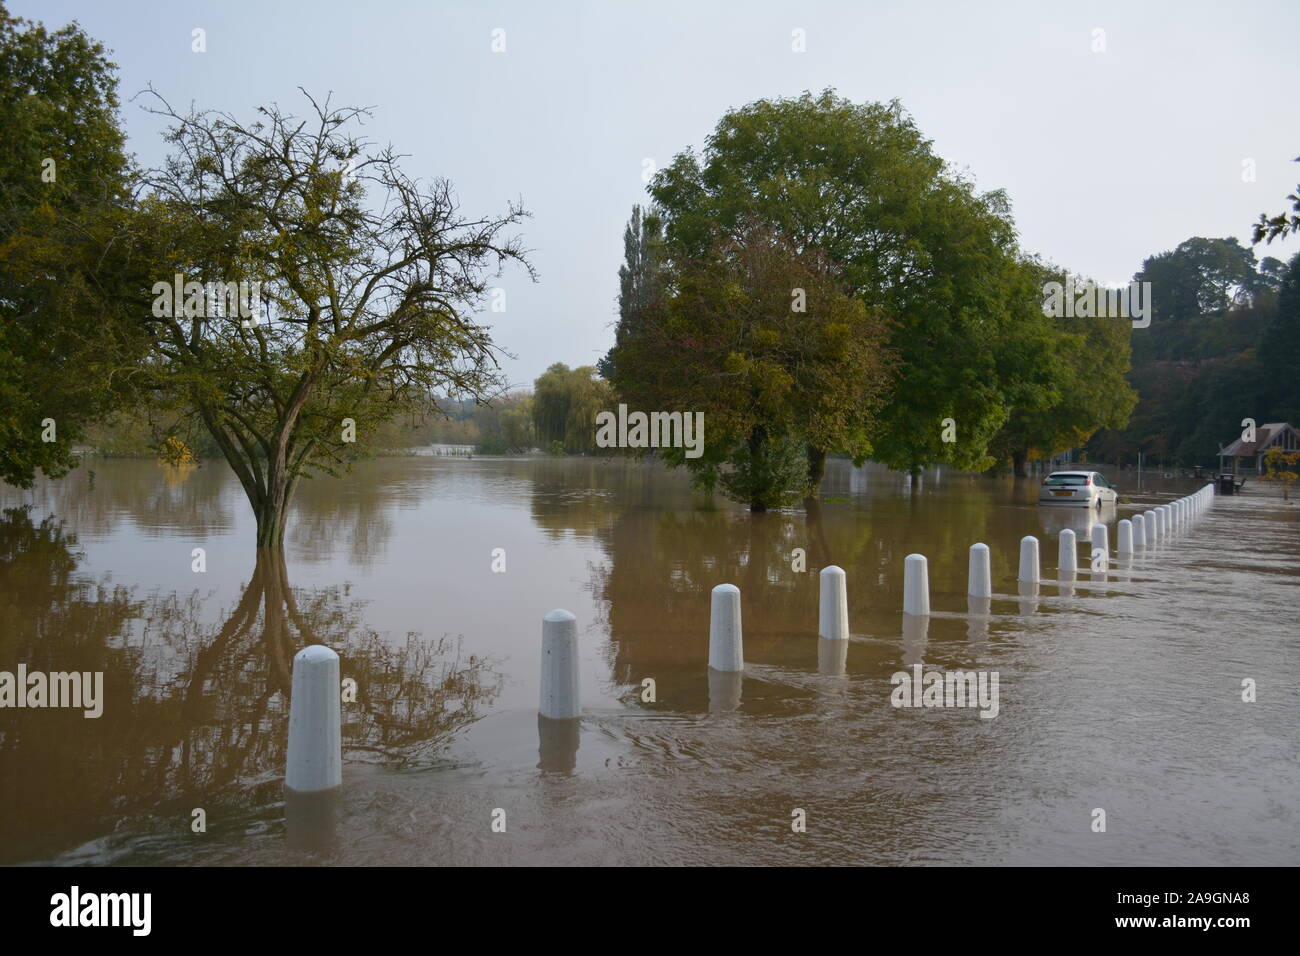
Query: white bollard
1018,535,1039,584
1058,529,1077,576
903,553,930,616
708,583,744,672
968,543,992,598
286,645,342,793
1117,519,1133,555
1131,513,1145,551
818,566,849,640
1018,579,1040,615
1161,505,1171,536
1145,509,1159,546
1091,523,1109,572
540,609,581,719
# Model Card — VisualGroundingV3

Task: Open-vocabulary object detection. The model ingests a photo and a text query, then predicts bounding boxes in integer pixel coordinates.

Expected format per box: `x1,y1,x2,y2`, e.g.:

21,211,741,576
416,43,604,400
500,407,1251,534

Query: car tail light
1083,477,1092,485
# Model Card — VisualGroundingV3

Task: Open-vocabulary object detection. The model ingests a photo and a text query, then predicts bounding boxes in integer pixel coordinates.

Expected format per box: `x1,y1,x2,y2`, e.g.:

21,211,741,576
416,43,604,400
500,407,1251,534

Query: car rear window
1046,475,1088,486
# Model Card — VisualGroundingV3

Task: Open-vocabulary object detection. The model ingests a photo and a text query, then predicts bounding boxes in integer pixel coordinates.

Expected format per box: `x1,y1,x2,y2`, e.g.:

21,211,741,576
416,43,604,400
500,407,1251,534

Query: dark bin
1217,474,1236,495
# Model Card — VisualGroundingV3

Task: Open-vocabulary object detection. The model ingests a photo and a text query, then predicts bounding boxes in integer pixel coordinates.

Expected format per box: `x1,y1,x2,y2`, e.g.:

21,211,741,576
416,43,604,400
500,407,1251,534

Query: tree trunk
806,446,827,495
255,482,290,548
1012,449,1028,478
805,495,832,567
749,425,767,512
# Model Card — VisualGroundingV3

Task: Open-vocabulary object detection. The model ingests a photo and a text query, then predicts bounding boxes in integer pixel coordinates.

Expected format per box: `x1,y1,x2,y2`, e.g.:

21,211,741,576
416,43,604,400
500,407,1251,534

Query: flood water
1,456,1296,866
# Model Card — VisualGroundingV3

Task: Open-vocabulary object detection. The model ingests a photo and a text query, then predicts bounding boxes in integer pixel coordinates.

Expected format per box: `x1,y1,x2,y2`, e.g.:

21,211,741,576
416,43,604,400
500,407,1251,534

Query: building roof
1221,422,1297,457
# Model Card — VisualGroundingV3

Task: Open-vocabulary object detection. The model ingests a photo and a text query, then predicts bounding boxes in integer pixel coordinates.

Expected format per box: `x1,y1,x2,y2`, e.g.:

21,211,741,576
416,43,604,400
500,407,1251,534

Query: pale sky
17,0,1300,388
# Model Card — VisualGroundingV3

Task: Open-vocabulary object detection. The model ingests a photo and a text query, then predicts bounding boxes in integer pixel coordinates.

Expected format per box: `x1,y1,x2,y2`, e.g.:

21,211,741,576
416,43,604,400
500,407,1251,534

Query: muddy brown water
1,457,1296,865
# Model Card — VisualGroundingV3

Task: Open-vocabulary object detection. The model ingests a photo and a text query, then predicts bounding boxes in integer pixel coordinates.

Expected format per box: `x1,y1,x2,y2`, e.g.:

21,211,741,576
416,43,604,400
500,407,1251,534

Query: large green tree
647,90,1031,480
611,225,894,510
0,3,141,487
987,259,1137,474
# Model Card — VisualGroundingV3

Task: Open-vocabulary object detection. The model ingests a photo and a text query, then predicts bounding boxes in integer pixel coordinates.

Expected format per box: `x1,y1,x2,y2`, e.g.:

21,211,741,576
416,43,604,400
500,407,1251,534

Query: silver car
1038,470,1118,508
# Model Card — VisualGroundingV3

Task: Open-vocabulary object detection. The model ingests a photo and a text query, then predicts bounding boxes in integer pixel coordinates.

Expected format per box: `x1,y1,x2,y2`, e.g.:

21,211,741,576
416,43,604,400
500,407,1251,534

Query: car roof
1047,471,1093,476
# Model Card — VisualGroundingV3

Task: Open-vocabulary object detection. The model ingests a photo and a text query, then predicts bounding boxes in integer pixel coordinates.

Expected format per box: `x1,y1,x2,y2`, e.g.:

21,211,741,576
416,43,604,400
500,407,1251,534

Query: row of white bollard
283,486,1218,792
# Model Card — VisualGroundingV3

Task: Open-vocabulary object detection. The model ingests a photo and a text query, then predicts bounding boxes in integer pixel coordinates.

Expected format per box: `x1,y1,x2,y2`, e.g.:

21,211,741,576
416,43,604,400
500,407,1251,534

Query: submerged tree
986,258,1137,475
133,90,533,546
647,90,1029,481
610,226,894,510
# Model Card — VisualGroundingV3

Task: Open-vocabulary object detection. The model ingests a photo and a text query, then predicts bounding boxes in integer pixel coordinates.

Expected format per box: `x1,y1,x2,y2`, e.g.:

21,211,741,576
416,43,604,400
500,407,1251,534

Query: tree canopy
605,89,1137,499
125,90,533,546
0,2,140,487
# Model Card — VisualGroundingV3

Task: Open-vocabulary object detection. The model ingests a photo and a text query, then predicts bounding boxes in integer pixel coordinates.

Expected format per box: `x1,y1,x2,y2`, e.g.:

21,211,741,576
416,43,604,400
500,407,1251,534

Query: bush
717,432,810,511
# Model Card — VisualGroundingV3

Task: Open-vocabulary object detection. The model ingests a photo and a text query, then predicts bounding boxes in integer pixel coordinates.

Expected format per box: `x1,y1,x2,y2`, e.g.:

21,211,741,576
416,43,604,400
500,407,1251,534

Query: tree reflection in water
0,507,499,863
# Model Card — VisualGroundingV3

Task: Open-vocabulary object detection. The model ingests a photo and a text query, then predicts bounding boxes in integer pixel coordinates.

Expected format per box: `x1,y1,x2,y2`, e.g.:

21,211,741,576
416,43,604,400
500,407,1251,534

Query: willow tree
135,91,532,546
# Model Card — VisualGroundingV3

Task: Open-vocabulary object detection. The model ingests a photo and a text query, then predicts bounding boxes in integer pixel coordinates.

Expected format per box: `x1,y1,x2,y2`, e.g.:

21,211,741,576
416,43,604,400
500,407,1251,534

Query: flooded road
1,457,1296,866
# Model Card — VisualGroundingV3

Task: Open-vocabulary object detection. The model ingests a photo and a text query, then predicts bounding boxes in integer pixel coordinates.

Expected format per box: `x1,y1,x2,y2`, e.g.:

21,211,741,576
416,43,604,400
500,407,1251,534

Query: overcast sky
17,0,1300,388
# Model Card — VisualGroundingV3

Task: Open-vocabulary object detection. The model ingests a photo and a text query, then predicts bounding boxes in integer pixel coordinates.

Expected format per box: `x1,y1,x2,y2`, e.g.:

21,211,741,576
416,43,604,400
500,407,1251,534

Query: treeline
82,361,616,459
601,91,1137,509
1086,237,1300,467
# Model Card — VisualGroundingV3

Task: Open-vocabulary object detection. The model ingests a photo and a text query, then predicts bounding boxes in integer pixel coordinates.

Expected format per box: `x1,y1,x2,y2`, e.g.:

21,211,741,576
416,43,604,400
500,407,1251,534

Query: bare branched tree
134,88,534,546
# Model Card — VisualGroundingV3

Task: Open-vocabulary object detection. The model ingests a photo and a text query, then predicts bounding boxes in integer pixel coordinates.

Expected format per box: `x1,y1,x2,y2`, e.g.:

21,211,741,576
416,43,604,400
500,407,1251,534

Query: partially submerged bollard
903,554,930,616
966,594,992,640
1018,535,1039,584
817,635,848,677
286,645,343,793
708,583,743,672
968,543,992,598
1091,523,1109,572
1131,512,1145,551
1144,509,1159,546
540,609,580,720
1117,519,1133,555
1018,579,1040,615
1058,529,1077,576
537,712,581,773
818,566,849,640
